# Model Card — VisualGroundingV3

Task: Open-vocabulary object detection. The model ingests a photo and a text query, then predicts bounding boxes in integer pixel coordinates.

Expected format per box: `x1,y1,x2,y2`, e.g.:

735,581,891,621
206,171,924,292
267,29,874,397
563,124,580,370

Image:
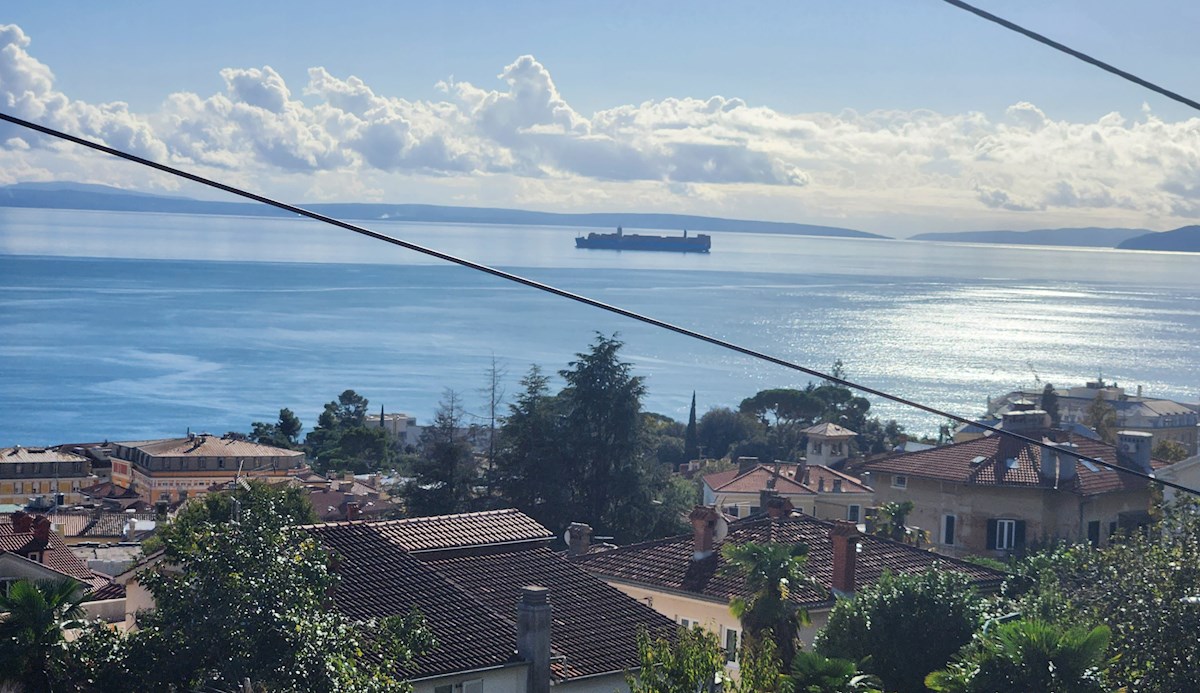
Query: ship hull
575,231,711,253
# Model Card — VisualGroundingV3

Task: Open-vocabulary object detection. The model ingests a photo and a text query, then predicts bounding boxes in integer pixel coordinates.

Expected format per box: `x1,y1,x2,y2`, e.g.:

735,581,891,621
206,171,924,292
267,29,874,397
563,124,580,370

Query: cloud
4,22,1200,231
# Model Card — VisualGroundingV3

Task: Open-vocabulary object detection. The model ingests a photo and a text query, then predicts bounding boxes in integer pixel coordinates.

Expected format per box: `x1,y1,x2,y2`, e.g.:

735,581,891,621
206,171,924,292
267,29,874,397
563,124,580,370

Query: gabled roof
304,510,674,682
575,514,1004,609
862,434,1164,496
803,422,857,438
705,463,871,496
0,515,114,595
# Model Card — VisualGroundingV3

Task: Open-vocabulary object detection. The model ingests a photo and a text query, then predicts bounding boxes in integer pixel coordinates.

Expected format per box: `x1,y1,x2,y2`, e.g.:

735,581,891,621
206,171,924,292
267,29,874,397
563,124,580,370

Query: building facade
0,446,94,508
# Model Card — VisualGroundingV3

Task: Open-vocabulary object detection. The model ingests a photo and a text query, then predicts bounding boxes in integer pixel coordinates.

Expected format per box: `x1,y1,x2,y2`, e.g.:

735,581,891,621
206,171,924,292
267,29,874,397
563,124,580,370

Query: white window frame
942,514,956,546
995,519,1017,550
723,627,740,664
892,475,908,489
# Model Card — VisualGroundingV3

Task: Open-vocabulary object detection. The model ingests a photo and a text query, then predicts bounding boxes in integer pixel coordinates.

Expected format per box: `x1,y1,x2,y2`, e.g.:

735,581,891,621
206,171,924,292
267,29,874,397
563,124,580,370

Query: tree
790,650,882,693
147,478,316,554
871,500,914,543
684,392,700,462
558,333,648,536
626,627,724,693
1082,392,1117,444
129,484,432,691
1040,384,1061,427
815,569,985,693
926,620,1111,693
479,355,507,494
493,366,570,529
0,579,86,693
306,390,392,473
404,390,477,517
250,407,304,448
722,541,814,671
697,407,763,460
1152,438,1189,463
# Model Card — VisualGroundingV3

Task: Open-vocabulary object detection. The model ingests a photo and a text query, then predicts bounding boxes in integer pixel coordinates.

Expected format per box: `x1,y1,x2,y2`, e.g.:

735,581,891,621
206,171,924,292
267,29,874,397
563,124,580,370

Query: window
1108,521,1118,539
724,628,739,663
724,505,740,518
892,475,907,489
943,514,956,546
811,442,823,455
1087,520,1101,547
847,505,861,523
461,680,483,693
987,518,1025,551
679,617,694,628
830,442,843,456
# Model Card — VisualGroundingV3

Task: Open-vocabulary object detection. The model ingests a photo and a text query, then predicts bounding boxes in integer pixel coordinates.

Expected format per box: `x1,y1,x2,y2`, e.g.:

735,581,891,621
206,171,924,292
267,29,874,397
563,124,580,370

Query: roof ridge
297,507,542,531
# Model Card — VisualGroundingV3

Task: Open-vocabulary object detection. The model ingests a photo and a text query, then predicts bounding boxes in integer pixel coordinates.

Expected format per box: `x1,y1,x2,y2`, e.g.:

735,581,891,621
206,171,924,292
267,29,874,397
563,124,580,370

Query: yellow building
0,445,94,507
109,433,307,502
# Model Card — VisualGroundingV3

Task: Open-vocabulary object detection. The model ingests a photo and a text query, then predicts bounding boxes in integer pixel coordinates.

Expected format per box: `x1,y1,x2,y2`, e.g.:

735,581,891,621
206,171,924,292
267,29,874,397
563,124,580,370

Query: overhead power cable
1,109,1196,498
940,0,1200,114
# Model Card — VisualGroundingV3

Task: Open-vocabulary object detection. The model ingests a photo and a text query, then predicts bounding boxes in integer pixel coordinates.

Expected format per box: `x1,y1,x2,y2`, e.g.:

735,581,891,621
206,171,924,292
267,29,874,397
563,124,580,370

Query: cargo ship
574,226,711,253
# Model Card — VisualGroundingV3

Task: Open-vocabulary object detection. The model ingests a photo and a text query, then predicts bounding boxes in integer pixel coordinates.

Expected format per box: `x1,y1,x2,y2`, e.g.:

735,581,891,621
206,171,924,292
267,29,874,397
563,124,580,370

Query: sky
2,0,1200,236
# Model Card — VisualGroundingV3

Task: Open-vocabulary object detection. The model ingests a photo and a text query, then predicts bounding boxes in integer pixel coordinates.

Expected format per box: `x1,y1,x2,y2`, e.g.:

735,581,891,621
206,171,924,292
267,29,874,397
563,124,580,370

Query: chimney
345,501,361,521
12,511,33,533
998,410,1049,463
566,522,593,556
516,585,552,693
32,515,52,542
1117,431,1153,473
737,456,760,476
689,505,720,560
829,520,861,597
765,495,794,520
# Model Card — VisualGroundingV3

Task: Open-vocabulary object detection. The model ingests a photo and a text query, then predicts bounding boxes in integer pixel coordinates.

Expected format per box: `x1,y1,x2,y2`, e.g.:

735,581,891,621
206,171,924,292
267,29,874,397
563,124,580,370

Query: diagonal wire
1,109,1196,497
940,0,1200,114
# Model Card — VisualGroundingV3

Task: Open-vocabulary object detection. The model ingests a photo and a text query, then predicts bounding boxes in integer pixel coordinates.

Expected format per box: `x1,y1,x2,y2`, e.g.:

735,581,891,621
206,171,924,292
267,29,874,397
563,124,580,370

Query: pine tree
684,391,699,462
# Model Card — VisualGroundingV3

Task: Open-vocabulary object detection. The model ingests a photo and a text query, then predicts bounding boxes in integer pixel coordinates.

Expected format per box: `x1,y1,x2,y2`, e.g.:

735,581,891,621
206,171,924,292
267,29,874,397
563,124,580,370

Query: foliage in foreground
814,569,985,693
722,541,814,671
0,578,86,693
926,619,1111,693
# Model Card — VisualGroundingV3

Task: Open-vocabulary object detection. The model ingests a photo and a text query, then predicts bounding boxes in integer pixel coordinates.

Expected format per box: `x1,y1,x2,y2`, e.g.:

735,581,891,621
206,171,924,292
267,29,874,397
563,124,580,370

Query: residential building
119,509,675,692
108,433,307,503
365,411,420,447
0,511,125,625
573,500,1004,657
861,410,1166,557
702,459,872,523
0,445,94,508
1157,453,1200,506
991,380,1199,455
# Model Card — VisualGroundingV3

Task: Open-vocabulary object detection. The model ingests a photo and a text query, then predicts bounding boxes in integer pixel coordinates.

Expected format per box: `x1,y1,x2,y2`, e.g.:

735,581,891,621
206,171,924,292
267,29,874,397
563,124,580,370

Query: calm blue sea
2,207,1198,446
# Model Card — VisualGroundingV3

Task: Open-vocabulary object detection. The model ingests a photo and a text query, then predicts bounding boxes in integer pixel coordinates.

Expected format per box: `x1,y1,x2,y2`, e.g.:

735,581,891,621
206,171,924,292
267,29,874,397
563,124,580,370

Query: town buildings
990,380,1199,455
573,499,1004,656
0,445,94,508
860,410,1165,557
107,433,307,503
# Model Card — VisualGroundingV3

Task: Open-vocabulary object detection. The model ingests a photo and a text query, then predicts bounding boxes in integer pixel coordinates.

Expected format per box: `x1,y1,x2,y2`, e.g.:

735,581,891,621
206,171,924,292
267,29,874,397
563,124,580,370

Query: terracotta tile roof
706,464,871,496
424,546,675,679
0,514,116,596
575,514,1005,609
116,436,304,459
45,512,95,537
303,508,551,553
305,510,675,682
0,446,89,464
305,522,517,679
82,512,158,538
861,434,1165,496
803,422,857,437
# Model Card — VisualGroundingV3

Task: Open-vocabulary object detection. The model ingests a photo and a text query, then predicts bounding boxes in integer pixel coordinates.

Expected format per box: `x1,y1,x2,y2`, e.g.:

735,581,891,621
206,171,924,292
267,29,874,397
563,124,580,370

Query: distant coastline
0,182,884,240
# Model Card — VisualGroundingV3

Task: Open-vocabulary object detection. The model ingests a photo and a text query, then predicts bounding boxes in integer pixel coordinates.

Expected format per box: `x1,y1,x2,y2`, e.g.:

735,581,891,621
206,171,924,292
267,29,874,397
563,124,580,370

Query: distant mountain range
911,225,1200,252
0,182,884,240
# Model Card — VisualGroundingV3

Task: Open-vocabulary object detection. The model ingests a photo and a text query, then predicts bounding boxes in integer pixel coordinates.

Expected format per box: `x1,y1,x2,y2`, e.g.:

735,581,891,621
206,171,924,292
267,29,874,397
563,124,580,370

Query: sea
2,207,1198,447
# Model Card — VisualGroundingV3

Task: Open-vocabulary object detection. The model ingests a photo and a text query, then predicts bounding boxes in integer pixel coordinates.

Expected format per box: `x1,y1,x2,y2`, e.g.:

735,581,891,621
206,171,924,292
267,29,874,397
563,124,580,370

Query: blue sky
3,1,1200,235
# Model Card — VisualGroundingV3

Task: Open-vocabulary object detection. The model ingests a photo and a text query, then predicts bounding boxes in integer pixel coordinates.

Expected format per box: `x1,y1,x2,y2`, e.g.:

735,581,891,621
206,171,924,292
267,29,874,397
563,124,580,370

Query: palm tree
872,500,914,543
790,650,882,693
721,541,814,670
0,579,87,692
926,619,1112,693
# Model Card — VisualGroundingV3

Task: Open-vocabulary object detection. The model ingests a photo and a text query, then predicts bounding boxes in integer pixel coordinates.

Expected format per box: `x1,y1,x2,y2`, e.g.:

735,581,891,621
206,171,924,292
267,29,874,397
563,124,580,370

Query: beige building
702,460,872,522
574,501,1004,661
862,411,1165,557
0,445,94,508
109,433,307,502
991,380,1199,455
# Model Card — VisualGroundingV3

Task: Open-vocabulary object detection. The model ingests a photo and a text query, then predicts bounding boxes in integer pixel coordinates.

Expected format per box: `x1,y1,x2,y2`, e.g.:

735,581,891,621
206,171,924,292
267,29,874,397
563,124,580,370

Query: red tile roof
0,514,116,596
575,514,1005,609
705,464,871,496
116,436,305,459
304,510,674,681
861,434,1165,496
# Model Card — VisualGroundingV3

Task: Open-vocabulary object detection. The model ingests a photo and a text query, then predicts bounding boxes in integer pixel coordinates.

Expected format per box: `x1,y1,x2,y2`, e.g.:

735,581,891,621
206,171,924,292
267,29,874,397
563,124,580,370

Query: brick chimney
516,585,552,693
32,515,52,542
829,520,861,597
689,505,721,560
998,410,1049,463
12,511,33,533
345,501,361,521
765,495,794,520
737,456,760,476
566,522,593,556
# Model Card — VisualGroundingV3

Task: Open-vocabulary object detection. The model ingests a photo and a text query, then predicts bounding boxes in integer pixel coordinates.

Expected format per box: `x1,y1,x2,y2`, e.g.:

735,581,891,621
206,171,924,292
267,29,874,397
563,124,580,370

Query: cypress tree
684,391,699,461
